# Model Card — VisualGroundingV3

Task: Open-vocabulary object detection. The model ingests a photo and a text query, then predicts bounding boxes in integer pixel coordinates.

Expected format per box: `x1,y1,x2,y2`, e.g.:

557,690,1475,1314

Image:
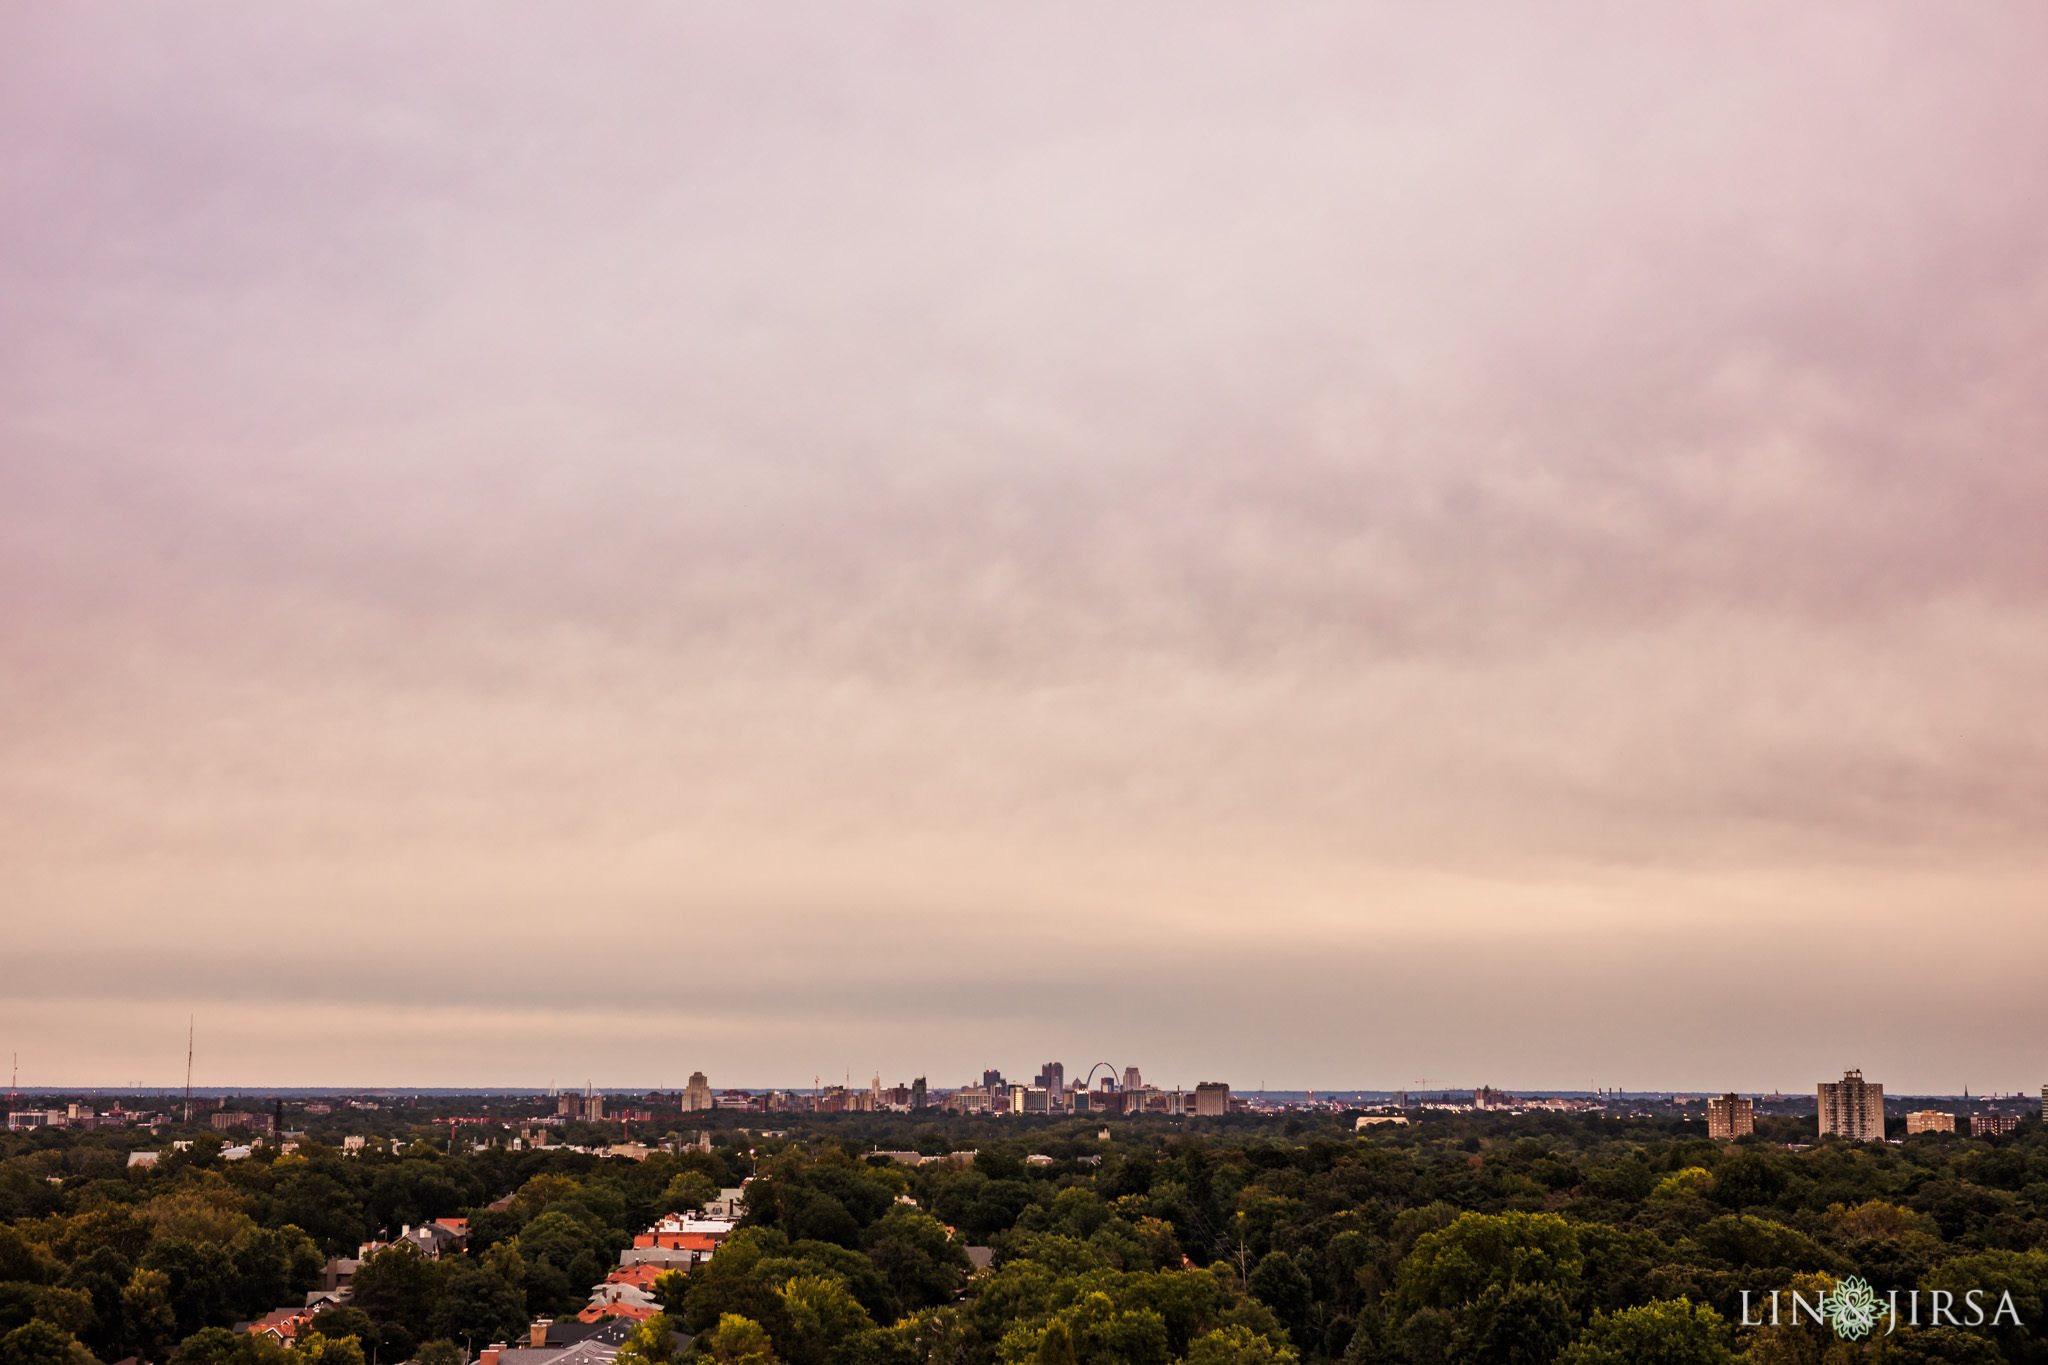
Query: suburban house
482,1317,642,1365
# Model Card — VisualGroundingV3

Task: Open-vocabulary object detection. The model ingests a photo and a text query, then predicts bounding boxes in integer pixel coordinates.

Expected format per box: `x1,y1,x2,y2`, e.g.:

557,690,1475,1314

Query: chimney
530,1320,551,1348
481,1349,502,1365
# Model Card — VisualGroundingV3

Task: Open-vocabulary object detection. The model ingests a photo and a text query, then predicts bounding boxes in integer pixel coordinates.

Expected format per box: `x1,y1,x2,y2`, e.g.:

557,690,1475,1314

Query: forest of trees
5,1109,2048,1365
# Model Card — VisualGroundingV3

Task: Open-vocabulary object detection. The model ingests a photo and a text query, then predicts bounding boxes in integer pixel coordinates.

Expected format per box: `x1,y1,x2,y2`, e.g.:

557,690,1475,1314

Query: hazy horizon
6,5,2048,1096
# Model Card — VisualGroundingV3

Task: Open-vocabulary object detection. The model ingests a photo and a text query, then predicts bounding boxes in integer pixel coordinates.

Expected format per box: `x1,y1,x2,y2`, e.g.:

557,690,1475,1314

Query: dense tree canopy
6,1108,2048,1362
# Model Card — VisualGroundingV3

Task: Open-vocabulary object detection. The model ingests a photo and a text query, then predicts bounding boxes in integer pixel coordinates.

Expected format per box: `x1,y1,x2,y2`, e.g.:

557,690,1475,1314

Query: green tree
1561,1300,1738,1365
1032,1320,1076,1365
348,1243,447,1342
1392,1212,1585,1317
511,1212,611,1317
701,1314,778,1365
0,1322,78,1365
1185,1324,1298,1365
676,1231,795,1343
861,1206,970,1311
776,1274,874,1365
612,1314,685,1365
430,1265,528,1349
140,1236,239,1337
176,1325,247,1365
0,1229,54,1285
120,1268,179,1363
1247,1252,1313,1349
660,1174,718,1214
308,1309,374,1347
294,1331,368,1365
414,1341,465,1365
1455,1282,1576,1365
234,1227,326,1316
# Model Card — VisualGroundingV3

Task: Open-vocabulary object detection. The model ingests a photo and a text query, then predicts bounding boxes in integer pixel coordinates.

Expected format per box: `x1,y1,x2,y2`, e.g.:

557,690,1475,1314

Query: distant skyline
6,5,2048,1094
6,1085,2046,1102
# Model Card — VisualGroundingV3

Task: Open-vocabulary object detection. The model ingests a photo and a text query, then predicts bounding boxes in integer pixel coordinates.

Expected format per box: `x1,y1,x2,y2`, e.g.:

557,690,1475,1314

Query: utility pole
184,1017,194,1123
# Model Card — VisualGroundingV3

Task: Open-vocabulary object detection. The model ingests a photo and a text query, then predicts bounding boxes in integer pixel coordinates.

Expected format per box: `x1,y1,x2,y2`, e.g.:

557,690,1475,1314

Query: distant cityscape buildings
10,1060,2047,1136
1817,1068,1885,1142
1706,1093,1753,1140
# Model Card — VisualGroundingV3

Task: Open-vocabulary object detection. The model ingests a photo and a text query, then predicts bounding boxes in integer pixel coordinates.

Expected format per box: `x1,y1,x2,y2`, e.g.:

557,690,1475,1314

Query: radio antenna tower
184,1017,194,1123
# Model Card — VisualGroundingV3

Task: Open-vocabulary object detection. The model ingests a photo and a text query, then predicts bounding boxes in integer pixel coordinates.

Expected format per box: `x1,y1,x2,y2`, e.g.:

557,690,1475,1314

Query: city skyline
7,6,2048,1092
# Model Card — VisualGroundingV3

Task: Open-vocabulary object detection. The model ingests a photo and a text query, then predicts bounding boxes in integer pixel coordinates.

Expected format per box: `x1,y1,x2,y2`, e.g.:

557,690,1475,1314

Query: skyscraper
1817,1069,1884,1142
1706,1093,1753,1140
1035,1063,1065,1110
684,1071,713,1112
1123,1065,1142,1091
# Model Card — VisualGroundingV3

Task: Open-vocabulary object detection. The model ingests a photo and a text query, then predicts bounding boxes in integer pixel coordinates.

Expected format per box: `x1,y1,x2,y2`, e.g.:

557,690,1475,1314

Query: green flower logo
1826,1276,1882,1340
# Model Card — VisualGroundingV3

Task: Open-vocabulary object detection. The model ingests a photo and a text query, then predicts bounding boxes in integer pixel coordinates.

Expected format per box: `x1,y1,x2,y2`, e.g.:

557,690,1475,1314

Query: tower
1707,1093,1753,1140
1818,1069,1884,1142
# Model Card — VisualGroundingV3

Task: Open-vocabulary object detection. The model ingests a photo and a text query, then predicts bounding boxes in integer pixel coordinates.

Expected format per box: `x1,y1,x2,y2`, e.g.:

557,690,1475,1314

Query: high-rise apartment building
584,1092,605,1122
1971,1113,2019,1137
1817,1069,1885,1142
1707,1093,1754,1140
910,1077,927,1111
684,1072,713,1112
1193,1082,1231,1116
1906,1110,1954,1134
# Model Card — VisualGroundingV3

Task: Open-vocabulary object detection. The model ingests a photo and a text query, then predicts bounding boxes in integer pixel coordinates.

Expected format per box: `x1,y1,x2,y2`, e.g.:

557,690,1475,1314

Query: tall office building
1193,1082,1231,1116
1817,1069,1885,1142
1124,1065,1143,1091
1035,1063,1065,1109
684,1071,713,1112
1707,1093,1753,1140
910,1077,927,1111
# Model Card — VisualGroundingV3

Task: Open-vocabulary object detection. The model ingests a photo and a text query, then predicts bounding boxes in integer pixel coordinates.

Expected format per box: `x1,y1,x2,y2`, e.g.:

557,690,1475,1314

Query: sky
4,5,2047,1096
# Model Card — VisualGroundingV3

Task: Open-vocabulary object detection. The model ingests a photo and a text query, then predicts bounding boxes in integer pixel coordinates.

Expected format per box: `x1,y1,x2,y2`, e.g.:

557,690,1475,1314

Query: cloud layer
4,4,2047,1092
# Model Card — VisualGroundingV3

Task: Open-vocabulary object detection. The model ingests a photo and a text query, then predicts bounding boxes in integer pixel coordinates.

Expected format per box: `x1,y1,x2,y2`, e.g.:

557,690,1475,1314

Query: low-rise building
212,1110,276,1134
1906,1110,1955,1135
486,1317,638,1365
1971,1113,2019,1137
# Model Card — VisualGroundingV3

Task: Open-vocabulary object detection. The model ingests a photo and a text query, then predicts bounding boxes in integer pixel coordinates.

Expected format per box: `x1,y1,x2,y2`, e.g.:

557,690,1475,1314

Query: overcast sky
4,5,2046,1095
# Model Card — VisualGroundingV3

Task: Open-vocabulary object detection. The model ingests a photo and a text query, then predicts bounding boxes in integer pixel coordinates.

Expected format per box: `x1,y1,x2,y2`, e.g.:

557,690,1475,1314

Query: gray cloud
5,4,2048,1090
